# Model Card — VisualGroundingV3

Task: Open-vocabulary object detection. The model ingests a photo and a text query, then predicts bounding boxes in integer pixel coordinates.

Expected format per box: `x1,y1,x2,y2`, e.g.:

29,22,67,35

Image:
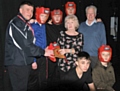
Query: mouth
83,68,88,71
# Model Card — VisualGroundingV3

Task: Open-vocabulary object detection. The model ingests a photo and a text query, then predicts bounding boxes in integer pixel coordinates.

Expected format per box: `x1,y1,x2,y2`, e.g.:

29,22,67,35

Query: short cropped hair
64,15,79,30
85,5,97,15
77,51,90,61
19,1,34,8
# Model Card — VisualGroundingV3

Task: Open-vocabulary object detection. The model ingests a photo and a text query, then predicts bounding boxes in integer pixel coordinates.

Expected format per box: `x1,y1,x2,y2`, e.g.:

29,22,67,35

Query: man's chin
83,69,88,72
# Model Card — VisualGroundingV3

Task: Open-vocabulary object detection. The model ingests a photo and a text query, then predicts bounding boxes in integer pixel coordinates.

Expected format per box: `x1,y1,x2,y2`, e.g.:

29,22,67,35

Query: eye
87,61,90,64
81,61,85,64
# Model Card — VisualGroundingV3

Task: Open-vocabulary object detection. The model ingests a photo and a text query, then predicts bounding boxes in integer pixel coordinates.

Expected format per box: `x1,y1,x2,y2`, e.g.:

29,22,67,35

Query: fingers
59,49,65,55
45,49,54,57
32,62,37,70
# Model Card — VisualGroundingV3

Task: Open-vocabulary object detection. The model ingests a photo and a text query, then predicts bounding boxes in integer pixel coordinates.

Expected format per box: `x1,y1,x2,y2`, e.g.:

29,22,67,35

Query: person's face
66,19,76,30
101,51,111,62
39,14,49,24
76,58,91,72
53,15,62,24
20,4,33,20
66,7,75,15
86,8,96,22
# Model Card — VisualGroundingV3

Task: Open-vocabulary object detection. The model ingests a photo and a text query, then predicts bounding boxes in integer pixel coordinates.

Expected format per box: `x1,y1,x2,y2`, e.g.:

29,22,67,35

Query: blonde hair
64,15,79,30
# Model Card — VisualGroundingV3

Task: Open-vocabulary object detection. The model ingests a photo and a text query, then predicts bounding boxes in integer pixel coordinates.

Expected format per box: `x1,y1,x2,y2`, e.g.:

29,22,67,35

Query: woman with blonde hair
57,15,83,79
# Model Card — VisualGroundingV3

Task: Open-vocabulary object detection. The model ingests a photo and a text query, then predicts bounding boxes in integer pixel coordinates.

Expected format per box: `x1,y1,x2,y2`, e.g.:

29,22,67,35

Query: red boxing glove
48,43,56,62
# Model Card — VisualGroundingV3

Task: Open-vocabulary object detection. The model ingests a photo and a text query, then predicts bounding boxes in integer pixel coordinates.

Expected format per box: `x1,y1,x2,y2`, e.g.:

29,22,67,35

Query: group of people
4,1,116,91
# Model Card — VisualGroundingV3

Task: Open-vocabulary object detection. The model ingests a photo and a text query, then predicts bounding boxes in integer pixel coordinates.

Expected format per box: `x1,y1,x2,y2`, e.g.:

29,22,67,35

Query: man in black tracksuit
4,1,53,91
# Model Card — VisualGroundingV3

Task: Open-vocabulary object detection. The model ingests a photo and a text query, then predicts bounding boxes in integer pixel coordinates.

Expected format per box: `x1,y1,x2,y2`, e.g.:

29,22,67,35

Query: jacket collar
97,60,112,68
17,13,29,22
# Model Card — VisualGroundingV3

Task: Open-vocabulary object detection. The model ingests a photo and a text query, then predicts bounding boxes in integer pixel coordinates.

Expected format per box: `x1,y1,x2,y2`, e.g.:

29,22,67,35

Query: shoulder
108,62,114,69
31,22,39,27
63,68,76,80
80,21,86,25
79,22,86,27
83,67,93,83
76,32,83,39
78,22,86,31
60,31,65,35
95,22,105,27
92,64,101,73
11,16,25,28
86,67,92,74
96,22,104,24
78,32,83,36
11,16,21,24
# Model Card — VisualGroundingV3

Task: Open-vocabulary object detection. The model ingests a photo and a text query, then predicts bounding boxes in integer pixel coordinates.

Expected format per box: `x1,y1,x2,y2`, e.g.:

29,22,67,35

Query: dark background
0,0,120,91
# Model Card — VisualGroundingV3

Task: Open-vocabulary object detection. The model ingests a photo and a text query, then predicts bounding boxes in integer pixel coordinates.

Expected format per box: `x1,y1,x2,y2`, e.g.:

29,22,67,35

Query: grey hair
64,15,79,30
85,5,97,15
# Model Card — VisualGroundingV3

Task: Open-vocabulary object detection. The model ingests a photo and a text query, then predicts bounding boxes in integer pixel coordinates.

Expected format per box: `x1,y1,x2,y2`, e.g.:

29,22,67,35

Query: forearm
65,48,75,54
11,25,45,57
88,83,96,91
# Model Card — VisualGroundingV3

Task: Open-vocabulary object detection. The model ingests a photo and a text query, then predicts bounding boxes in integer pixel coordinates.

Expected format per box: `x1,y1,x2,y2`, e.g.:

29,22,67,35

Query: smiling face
20,4,33,20
66,19,76,30
65,15,79,30
86,7,96,23
76,57,91,72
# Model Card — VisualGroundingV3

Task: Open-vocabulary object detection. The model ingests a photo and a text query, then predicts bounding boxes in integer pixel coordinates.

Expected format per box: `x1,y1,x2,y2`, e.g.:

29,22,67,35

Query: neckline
75,67,83,79
64,31,79,37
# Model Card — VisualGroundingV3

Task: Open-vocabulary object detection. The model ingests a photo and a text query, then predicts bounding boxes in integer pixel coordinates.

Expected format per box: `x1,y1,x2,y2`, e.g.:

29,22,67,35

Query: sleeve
57,31,65,48
74,33,83,54
86,67,93,84
92,68,114,91
9,21,45,57
100,23,106,45
78,22,84,33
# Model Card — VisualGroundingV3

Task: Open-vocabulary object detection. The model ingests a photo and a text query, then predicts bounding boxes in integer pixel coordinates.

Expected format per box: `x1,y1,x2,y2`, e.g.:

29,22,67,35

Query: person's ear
19,8,22,14
75,61,78,66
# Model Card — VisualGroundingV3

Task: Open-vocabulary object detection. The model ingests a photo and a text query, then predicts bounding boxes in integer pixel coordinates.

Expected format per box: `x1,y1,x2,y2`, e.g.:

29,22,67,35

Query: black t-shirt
46,23,65,45
61,67,93,91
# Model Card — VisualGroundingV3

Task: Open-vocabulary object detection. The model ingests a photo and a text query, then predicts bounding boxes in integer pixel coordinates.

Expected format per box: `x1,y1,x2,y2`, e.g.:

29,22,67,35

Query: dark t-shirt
46,23,65,45
61,67,93,91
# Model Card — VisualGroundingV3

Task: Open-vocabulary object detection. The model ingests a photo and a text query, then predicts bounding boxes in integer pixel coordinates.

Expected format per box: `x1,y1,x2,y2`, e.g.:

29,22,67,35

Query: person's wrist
69,49,72,54
44,52,47,56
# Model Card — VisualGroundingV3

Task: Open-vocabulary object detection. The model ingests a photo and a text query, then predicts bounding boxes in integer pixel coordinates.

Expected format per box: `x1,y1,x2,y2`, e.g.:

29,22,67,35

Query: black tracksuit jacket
4,13,45,66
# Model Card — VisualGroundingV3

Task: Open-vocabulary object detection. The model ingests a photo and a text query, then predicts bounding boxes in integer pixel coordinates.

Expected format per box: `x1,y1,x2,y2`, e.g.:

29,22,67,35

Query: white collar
35,21,42,26
86,19,97,26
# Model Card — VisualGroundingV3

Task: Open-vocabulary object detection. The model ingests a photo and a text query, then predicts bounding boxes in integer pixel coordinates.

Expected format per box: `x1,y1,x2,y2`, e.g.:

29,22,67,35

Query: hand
58,49,66,55
32,62,37,70
44,47,54,57
28,19,36,23
96,18,102,22
48,19,53,25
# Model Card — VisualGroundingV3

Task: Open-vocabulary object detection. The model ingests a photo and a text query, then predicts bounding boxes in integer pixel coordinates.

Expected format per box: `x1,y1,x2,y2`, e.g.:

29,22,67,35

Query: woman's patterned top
57,31,83,72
